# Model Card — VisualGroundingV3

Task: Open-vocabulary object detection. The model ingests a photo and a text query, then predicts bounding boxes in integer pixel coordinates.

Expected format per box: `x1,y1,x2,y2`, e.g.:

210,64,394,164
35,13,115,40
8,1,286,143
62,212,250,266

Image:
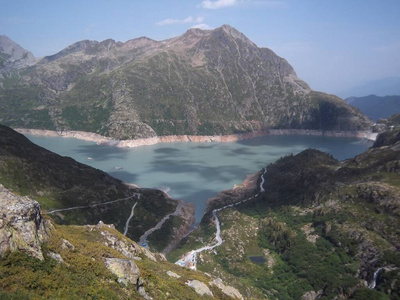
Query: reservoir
24,134,372,223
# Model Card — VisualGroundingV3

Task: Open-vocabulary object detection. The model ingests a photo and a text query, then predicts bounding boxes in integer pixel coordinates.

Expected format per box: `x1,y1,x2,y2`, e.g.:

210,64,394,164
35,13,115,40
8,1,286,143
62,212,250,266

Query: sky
1,0,400,95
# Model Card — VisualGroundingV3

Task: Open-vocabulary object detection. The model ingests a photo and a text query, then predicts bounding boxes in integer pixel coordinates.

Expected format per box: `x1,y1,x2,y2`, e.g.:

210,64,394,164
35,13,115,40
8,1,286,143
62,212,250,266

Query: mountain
0,26,371,139
0,35,36,75
171,129,400,299
347,94,400,120
339,77,400,98
345,95,400,121
0,124,194,250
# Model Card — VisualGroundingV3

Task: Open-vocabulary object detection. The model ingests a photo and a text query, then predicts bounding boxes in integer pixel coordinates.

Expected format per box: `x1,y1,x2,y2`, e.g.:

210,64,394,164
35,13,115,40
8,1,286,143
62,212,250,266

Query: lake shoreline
15,128,377,148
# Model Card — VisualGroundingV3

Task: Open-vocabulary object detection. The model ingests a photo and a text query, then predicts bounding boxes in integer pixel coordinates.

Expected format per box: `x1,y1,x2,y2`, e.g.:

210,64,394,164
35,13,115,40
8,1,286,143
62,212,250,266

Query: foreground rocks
0,184,49,260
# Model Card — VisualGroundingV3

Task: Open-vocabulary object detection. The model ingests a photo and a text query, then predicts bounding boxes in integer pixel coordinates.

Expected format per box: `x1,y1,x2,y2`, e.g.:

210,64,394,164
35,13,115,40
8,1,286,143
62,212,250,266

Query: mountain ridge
0,25,371,139
346,94,400,121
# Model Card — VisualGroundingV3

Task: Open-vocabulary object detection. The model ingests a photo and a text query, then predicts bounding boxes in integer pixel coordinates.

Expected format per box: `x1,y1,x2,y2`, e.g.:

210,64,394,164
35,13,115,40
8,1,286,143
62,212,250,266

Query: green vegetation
59,75,113,134
0,224,135,299
0,221,226,299
170,133,400,299
147,215,184,253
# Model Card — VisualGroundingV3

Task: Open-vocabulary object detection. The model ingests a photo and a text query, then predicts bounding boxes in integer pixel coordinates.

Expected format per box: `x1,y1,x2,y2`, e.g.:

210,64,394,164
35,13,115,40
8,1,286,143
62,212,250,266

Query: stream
175,168,267,270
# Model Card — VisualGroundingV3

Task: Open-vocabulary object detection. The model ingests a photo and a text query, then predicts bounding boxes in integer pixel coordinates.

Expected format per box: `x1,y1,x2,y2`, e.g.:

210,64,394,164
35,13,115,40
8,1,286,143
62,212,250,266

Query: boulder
186,280,213,297
210,278,243,299
166,270,181,278
48,251,65,264
0,184,49,260
103,258,141,286
103,257,151,299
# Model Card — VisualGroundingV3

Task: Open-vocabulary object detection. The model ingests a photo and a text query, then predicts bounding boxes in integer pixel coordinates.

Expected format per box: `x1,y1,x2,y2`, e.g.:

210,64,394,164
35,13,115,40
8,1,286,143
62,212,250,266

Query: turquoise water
25,134,372,223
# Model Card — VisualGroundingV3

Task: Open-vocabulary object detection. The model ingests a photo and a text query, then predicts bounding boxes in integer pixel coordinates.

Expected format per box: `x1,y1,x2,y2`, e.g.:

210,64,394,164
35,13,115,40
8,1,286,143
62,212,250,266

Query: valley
22,131,372,223
169,131,400,299
1,20,399,299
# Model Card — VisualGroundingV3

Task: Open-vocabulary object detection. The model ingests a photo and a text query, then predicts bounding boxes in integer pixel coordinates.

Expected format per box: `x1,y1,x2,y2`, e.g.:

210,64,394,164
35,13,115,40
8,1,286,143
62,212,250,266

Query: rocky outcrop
103,257,141,285
301,290,323,300
91,221,163,262
103,258,149,299
186,280,214,297
0,35,36,73
0,184,49,260
166,270,181,278
210,278,244,299
47,251,65,264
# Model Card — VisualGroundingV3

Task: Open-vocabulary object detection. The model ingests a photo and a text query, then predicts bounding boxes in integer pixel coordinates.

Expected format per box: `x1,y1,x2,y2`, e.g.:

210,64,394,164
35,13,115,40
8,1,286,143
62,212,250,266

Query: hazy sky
1,0,399,94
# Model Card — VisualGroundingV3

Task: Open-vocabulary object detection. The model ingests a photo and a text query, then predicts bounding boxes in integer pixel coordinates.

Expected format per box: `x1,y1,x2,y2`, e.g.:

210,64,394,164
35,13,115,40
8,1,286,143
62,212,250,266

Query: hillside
170,130,400,299
0,186,243,299
346,94,400,121
0,25,371,139
0,124,194,250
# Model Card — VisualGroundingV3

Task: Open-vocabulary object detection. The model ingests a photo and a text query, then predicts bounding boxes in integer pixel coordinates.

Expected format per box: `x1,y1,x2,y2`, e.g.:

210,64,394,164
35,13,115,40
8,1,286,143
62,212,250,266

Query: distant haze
345,94,400,121
338,77,400,99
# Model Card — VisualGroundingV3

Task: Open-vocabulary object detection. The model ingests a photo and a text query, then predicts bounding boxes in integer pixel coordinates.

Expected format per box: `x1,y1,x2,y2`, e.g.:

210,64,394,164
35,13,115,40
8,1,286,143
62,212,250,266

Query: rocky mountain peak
218,24,256,46
0,35,36,71
43,40,99,62
200,24,256,50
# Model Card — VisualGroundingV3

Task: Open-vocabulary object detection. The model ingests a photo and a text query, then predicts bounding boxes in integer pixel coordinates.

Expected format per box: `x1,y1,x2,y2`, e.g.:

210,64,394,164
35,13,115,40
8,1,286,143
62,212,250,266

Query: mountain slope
0,124,194,248
0,187,241,299
346,94,400,121
0,26,371,138
171,130,400,299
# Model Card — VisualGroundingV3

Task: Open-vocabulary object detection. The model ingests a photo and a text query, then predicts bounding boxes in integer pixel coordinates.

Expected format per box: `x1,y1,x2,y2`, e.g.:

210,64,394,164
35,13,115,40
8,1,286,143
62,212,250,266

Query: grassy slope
0,220,226,299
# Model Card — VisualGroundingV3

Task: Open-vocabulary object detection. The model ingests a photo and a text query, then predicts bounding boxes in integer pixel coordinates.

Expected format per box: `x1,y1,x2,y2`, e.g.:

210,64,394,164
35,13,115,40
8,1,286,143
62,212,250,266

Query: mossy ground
0,220,234,299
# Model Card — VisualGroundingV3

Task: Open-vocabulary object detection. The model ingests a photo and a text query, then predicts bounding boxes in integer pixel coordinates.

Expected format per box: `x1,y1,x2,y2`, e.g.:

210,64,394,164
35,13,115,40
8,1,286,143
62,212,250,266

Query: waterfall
368,267,383,289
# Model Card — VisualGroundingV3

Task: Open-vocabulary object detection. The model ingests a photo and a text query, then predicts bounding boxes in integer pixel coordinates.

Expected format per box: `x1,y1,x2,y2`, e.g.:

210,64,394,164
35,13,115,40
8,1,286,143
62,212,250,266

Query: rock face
0,35,36,74
0,184,49,260
0,26,371,138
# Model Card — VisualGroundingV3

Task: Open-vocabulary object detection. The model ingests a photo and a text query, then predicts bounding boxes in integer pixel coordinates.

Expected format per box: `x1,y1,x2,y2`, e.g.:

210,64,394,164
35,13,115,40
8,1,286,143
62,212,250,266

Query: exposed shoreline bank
15,128,377,148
